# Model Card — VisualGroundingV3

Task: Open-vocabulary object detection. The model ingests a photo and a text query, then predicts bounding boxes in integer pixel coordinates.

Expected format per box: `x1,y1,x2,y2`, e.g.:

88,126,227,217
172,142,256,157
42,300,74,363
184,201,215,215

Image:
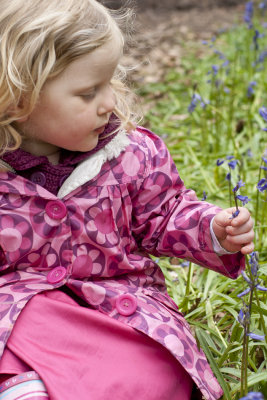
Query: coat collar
0,129,130,199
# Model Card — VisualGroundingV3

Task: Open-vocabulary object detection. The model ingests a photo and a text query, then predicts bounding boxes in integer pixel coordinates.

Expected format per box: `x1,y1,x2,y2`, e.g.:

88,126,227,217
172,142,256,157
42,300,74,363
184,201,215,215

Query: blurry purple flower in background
244,1,254,28
228,159,238,169
239,391,264,400
257,178,267,192
188,93,207,113
247,81,257,97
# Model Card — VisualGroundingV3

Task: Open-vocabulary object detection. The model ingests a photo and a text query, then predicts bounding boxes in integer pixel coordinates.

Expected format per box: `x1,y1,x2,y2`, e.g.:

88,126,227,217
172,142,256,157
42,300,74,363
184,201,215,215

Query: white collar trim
57,129,130,198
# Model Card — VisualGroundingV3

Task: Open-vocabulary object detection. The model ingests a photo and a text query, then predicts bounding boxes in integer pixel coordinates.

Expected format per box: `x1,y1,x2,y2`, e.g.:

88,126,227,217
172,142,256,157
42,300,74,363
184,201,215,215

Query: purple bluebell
259,106,267,121
188,93,207,113
244,1,254,28
228,159,238,170
230,209,240,219
247,332,265,340
216,158,225,166
253,29,260,50
239,392,264,400
259,1,267,9
262,156,267,164
233,180,245,193
201,191,207,201
257,178,267,192
180,261,190,268
226,155,234,160
212,65,219,75
236,195,251,205
226,172,231,181
247,149,253,158
238,253,267,298
247,81,257,97
258,50,267,63
249,251,259,277
237,305,250,326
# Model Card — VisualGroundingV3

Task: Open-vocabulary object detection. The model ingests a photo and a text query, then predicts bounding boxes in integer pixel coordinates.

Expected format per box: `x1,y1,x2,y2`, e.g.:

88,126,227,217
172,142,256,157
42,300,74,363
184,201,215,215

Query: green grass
136,2,267,399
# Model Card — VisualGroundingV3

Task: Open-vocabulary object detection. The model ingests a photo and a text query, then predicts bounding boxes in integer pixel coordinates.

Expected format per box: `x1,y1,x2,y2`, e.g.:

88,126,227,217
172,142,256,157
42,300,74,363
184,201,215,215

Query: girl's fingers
226,218,254,236
226,231,255,245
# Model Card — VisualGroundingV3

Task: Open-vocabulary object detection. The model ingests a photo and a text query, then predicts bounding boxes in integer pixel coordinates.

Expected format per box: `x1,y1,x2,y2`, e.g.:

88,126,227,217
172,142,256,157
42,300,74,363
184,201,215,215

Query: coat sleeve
130,128,244,278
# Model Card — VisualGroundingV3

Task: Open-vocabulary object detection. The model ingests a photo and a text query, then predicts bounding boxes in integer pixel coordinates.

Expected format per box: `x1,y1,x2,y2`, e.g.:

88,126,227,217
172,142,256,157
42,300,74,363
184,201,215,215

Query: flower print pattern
0,127,246,400
29,197,66,239
0,214,33,264
85,197,120,247
71,242,106,278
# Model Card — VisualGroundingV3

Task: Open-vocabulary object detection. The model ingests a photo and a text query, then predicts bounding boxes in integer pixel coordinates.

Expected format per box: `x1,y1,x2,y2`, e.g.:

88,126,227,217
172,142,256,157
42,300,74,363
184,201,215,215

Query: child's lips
94,124,107,134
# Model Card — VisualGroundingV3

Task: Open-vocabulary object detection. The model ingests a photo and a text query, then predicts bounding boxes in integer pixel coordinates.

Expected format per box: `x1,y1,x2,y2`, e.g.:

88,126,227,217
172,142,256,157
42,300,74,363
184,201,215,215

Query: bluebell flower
188,93,207,113
237,305,250,326
244,1,254,28
228,159,238,170
233,180,245,192
237,257,267,298
230,209,240,219
226,155,234,160
226,172,231,181
259,106,267,122
201,191,207,201
257,178,267,192
236,195,251,205
180,261,190,268
262,156,267,164
253,29,260,50
257,49,267,63
239,391,264,400
247,81,257,97
247,149,253,158
259,0,267,9
249,251,259,277
211,65,219,75
247,332,265,340
216,158,225,166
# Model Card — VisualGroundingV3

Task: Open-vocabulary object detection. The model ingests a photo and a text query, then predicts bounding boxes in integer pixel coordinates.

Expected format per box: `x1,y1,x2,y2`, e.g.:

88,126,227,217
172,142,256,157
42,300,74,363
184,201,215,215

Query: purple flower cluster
237,252,267,341
188,93,207,113
239,392,264,400
259,107,267,130
244,1,254,28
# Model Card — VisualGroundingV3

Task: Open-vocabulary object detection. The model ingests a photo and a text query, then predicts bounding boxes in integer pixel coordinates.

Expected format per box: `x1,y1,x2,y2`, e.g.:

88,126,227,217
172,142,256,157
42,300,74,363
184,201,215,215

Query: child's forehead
47,37,122,89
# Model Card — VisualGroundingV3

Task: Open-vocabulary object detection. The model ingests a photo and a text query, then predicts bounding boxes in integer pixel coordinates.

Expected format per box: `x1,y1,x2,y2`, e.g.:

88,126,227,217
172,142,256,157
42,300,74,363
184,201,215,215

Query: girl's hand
212,207,254,254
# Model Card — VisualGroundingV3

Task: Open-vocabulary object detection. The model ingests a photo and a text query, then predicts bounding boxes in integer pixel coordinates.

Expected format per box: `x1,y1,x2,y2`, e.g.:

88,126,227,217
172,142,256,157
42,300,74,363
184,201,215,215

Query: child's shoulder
128,126,169,155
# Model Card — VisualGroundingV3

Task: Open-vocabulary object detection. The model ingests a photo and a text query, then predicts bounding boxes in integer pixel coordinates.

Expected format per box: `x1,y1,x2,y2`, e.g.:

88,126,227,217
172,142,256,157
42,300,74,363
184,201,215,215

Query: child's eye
80,92,96,101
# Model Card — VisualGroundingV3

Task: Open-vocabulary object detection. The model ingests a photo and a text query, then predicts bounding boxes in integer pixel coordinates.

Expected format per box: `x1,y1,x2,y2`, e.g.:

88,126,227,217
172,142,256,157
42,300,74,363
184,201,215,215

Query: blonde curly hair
0,0,137,156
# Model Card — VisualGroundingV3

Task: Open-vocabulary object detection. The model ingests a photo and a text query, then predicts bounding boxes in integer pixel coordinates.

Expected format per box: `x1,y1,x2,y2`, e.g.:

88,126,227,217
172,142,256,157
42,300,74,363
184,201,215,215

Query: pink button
115,294,137,316
47,266,67,284
45,200,67,220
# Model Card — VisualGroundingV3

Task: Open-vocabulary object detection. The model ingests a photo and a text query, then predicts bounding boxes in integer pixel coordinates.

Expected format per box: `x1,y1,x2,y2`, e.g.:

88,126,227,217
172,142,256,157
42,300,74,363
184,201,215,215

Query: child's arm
212,207,254,255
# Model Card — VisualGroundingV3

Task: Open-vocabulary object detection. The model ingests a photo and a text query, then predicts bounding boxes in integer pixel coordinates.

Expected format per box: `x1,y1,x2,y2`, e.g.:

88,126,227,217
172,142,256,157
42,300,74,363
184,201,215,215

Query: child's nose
98,87,116,115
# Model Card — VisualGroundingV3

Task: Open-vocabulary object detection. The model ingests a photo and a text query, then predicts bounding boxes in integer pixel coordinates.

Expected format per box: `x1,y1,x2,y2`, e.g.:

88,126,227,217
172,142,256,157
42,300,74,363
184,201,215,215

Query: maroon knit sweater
2,121,119,195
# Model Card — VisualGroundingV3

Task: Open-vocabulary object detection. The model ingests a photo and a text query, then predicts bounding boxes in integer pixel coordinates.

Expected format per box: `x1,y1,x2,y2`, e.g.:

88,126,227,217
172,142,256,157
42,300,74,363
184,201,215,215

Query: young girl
0,0,254,399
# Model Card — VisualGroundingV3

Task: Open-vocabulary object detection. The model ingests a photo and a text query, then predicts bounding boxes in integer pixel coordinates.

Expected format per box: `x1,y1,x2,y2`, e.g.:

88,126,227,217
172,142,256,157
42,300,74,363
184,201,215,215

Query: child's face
18,38,121,156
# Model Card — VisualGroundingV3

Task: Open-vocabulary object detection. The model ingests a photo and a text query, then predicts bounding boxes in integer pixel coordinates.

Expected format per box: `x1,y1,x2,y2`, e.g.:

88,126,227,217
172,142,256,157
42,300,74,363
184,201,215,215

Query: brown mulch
122,5,245,85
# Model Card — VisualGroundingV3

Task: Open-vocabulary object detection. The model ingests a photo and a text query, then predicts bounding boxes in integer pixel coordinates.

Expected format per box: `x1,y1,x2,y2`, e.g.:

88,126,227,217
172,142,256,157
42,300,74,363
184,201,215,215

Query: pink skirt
0,290,193,400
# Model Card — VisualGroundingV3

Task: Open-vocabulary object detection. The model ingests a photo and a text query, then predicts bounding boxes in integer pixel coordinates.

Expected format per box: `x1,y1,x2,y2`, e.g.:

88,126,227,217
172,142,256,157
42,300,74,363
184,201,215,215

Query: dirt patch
121,4,245,85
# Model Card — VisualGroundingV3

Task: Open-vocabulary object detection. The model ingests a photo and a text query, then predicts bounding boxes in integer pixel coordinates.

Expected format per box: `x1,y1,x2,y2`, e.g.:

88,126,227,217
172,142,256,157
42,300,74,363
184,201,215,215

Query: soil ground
121,3,245,85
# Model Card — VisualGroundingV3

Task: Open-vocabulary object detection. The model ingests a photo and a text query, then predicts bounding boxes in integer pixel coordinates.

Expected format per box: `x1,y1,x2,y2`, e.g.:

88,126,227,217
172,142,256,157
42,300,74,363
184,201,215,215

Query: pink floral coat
0,127,244,400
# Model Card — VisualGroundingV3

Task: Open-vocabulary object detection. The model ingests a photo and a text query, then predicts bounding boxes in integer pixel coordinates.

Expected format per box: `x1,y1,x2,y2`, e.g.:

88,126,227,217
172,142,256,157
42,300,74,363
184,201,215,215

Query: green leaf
195,328,231,400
